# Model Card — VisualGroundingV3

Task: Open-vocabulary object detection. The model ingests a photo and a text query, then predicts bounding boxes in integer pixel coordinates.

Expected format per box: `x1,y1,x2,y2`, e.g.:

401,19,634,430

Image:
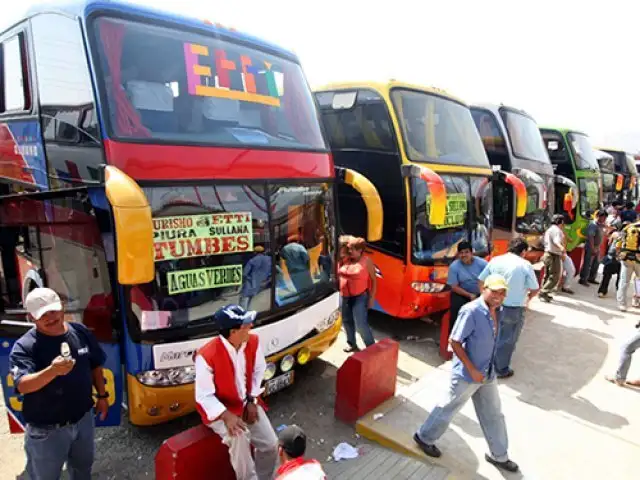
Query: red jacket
195,334,259,423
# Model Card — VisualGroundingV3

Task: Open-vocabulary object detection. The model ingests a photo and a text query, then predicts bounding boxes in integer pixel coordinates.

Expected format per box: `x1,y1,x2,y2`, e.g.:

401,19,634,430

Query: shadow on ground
506,308,628,430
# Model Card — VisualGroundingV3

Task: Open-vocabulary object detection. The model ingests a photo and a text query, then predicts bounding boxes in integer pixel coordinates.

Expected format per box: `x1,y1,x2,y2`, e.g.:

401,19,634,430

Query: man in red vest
275,426,326,479
195,305,278,480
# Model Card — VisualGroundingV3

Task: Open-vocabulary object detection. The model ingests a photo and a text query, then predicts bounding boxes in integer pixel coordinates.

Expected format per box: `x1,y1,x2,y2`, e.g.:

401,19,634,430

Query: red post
439,311,452,360
334,338,399,424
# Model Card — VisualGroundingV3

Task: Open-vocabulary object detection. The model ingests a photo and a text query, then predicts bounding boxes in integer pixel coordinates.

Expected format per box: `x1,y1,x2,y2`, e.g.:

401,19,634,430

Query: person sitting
275,425,326,479
447,241,488,332
621,201,638,223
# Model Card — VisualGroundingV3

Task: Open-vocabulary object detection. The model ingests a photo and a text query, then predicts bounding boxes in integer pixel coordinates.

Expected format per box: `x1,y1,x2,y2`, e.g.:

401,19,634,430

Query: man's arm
451,285,476,300
194,355,226,422
10,341,72,395
250,342,266,398
449,309,483,382
449,340,483,382
366,258,377,308
15,366,60,395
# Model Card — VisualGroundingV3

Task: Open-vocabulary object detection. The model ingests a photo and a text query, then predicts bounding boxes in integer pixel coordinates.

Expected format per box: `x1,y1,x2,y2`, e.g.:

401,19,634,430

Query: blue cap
214,304,257,330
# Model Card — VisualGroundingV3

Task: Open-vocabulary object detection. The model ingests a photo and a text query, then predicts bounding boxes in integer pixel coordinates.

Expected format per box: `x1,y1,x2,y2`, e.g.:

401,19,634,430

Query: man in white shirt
539,215,566,302
194,305,278,480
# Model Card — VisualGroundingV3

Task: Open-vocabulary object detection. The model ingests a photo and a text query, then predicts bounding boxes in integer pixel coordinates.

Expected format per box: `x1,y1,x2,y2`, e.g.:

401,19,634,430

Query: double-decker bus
597,148,638,203
540,127,602,271
0,0,383,430
314,81,495,357
470,105,576,264
595,149,619,205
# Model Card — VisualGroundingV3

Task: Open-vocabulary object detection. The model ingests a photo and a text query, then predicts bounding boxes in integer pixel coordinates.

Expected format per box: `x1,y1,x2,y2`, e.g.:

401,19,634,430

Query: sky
3,0,639,152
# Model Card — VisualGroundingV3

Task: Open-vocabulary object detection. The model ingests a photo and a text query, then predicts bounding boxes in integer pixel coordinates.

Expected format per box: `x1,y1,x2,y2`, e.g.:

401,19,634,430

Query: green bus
540,127,601,271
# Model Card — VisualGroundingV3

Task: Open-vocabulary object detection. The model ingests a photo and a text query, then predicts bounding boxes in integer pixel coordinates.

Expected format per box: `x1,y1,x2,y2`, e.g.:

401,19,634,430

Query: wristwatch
96,392,109,399
246,395,257,405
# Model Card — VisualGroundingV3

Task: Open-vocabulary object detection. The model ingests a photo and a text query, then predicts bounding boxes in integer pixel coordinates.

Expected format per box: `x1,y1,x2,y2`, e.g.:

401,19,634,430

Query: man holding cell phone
9,288,108,480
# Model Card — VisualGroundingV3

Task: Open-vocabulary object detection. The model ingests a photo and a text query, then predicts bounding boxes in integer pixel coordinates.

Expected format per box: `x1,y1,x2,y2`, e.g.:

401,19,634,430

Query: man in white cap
195,304,278,480
9,287,108,480
413,274,519,473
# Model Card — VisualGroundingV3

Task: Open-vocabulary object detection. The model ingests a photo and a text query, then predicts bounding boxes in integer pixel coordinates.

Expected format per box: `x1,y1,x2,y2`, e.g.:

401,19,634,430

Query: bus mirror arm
495,170,527,218
400,165,447,226
103,166,155,285
335,167,383,242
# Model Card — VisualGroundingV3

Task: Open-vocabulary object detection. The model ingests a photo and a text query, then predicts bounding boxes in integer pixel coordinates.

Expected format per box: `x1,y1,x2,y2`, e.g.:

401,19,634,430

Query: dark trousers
449,292,471,334
598,260,621,295
580,247,600,282
541,252,562,295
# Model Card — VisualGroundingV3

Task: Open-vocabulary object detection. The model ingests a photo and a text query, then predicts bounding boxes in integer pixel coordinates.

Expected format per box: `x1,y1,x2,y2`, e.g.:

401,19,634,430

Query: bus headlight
136,366,196,386
411,282,446,293
263,362,277,381
296,348,311,365
316,309,340,332
280,355,295,372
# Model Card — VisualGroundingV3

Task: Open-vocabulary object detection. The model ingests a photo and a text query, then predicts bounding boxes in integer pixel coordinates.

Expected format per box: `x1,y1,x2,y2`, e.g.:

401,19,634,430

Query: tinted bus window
90,17,325,150
1,34,28,112
501,110,549,163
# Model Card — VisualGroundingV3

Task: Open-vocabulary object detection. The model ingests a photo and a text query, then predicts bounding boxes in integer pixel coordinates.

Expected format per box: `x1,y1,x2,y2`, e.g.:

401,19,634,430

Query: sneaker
598,292,606,298
633,299,640,308
485,454,519,473
619,305,628,312
413,433,442,458
605,375,625,386
579,280,590,286
343,345,361,353
561,288,575,295
497,369,515,379
539,293,552,303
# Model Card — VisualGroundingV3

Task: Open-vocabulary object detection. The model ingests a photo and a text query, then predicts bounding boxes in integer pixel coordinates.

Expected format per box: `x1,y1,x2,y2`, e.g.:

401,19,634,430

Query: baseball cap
25,288,63,320
483,274,508,292
213,304,256,330
278,425,306,458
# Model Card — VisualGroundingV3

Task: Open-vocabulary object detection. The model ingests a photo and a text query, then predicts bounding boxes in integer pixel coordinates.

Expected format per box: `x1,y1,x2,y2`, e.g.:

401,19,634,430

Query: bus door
0,189,123,431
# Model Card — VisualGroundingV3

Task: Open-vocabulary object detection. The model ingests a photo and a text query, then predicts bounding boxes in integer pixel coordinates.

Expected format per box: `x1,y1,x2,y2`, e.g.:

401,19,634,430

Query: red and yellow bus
0,0,382,429
315,81,496,356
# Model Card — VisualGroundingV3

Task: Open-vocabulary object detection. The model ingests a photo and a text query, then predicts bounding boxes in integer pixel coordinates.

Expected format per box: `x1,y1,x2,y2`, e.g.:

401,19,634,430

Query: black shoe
485,454,519,473
343,345,360,353
561,288,575,295
539,293,552,303
588,279,599,285
579,280,590,286
497,369,514,379
413,433,442,458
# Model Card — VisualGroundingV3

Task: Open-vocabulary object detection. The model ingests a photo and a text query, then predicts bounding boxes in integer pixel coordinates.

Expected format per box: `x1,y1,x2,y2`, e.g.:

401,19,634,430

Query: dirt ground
0,312,445,479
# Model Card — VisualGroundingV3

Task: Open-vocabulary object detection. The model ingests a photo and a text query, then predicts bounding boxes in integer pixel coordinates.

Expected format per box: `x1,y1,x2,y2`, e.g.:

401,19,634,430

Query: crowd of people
8,207,640,479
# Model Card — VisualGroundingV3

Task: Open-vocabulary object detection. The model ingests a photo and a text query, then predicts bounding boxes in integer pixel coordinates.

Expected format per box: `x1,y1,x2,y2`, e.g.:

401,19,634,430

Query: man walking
447,241,488,332
413,274,519,473
195,304,278,480
539,214,566,302
605,326,640,387
478,238,539,378
579,210,607,286
9,288,109,480
275,425,326,479
616,220,640,311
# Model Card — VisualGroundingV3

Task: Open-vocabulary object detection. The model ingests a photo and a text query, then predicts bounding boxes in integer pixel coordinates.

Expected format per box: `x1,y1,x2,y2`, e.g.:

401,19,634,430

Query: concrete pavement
355,285,640,479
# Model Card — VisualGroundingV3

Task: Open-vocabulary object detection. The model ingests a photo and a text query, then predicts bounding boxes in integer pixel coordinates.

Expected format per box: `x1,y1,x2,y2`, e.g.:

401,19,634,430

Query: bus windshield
391,90,489,168
568,133,599,170
91,17,325,150
501,110,549,163
412,174,491,263
134,183,335,332
578,178,600,217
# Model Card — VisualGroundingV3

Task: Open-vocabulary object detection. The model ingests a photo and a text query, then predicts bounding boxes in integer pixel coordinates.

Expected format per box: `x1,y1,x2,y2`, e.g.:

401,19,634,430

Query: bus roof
14,0,299,62
314,80,469,107
472,103,538,122
539,126,588,137
597,147,627,154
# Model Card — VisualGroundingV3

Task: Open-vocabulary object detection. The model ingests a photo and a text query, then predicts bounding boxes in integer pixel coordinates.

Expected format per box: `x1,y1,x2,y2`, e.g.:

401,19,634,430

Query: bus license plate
265,372,294,396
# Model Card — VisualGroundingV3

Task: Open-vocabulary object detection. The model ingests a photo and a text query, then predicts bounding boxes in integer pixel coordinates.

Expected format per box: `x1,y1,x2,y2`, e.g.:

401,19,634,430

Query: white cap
25,288,63,320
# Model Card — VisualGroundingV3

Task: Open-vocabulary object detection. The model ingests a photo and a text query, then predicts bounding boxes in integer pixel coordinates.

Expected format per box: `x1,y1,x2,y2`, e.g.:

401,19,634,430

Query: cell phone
60,342,71,359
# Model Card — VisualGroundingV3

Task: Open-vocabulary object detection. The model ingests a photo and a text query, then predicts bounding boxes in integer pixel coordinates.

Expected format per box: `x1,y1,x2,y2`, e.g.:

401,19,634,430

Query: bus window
542,132,572,179
0,33,30,113
470,108,509,170
492,177,514,231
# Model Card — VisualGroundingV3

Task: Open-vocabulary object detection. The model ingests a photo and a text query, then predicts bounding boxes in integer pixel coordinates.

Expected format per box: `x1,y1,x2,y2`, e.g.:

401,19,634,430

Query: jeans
580,247,600,282
562,255,575,289
541,252,562,295
494,306,525,375
341,292,375,348
416,376,509,462
598,260,620,295
617,260,640,307
25,410,94,480
614,329,640,381
239,295,252,310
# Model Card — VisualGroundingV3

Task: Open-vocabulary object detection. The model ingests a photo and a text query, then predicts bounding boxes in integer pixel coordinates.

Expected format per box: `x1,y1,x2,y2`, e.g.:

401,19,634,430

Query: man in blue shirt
9,288,108,480
413,274,519,473
478,238,539,379
447,241,488,333
240,245,272,310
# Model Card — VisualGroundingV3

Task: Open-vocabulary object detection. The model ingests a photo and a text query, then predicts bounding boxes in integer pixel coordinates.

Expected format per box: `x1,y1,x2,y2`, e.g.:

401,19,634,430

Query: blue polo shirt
9,322,106,426
478,253,539,307
450,297,501,382
447,257,488,295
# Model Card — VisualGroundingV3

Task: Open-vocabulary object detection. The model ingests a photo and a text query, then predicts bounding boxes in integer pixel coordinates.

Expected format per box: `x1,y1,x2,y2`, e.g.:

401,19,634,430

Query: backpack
618,223,640,261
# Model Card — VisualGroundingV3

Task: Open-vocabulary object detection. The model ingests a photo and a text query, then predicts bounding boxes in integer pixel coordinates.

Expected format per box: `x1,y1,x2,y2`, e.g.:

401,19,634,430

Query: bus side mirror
401,164,447,226
104,166,155,285
495,171,526,218
335,167,383,242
